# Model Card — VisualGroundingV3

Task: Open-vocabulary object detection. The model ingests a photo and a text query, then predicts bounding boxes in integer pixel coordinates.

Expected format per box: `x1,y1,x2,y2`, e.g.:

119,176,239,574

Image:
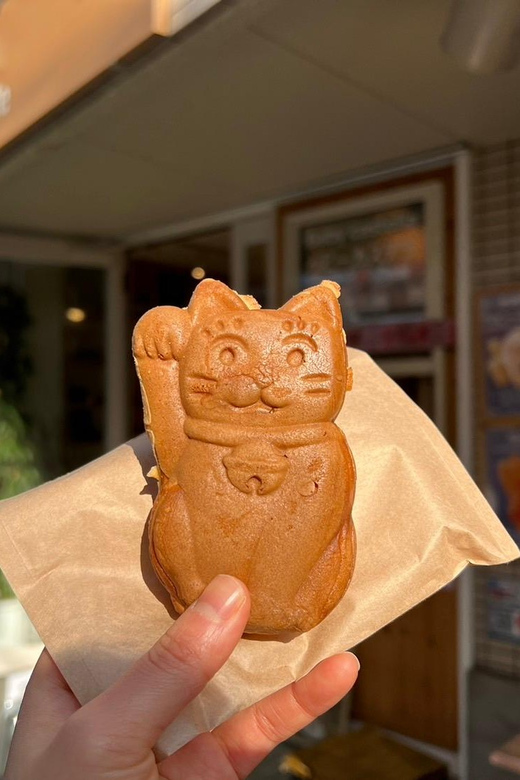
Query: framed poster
477,286,520,419
300,203,426,326
486,577,520,645
279,181,445,328
278,174,452,436
485,426,520,542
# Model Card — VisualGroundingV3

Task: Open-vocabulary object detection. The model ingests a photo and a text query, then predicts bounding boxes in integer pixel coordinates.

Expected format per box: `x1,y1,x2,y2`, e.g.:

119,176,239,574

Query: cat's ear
282,281,342,328
189,279,248,326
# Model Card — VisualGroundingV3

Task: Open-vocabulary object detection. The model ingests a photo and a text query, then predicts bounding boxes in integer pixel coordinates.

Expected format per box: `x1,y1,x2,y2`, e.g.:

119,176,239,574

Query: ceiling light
441,0,520,74
65,307,86,323
191,266,206,280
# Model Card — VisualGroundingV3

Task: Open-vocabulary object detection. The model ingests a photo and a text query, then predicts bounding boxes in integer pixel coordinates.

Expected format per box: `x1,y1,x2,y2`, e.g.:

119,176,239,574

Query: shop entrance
126,228,232,437
277,169,458,757
0,255,114,485
352,358,458,752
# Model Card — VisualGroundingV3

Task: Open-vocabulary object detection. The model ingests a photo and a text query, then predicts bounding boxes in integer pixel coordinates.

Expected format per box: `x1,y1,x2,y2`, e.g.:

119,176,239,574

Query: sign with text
478,287,520,419
347,319,455,355
301,204,427,327
487,577,520,644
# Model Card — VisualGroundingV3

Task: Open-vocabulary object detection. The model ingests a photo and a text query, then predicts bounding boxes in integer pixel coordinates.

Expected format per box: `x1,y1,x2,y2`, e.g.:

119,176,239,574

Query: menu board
300,204,426,327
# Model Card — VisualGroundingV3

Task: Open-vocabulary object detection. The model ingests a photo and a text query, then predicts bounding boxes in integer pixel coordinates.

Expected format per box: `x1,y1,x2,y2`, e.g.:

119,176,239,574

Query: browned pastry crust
133,279,356,635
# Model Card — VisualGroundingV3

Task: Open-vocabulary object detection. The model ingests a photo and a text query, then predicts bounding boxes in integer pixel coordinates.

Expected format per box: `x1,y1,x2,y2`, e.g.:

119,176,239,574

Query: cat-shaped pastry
133,279,356,634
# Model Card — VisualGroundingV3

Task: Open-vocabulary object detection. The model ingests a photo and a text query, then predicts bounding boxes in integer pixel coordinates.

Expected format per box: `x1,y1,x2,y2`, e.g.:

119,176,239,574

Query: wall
473,141,520,677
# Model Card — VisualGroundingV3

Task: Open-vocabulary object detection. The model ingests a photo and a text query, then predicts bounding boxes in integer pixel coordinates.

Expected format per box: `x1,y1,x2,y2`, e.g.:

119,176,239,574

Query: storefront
0,146,473,775
2,1,520,777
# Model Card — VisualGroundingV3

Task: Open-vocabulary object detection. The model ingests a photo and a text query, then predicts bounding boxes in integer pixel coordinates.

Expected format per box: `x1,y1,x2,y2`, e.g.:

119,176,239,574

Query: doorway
351,358,458,753
276,168,457,756
126,228,231,437
0,261,107,483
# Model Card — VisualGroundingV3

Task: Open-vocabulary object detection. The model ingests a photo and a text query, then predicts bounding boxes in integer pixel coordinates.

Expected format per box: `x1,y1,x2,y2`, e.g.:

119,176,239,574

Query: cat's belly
175,429,355,589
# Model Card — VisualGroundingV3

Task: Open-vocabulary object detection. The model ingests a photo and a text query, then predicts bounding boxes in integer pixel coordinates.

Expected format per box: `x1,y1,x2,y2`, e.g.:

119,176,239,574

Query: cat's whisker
303,373,331,381
189,373,217,382
304,388,331,395
188,376,216,396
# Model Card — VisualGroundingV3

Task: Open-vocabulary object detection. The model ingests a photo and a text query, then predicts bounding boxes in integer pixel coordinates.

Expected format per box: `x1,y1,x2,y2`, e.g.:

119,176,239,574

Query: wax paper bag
0,348,517,754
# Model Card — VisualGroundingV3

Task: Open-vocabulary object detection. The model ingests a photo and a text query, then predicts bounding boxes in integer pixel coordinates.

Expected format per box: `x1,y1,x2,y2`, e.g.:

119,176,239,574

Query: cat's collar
184,416,335,449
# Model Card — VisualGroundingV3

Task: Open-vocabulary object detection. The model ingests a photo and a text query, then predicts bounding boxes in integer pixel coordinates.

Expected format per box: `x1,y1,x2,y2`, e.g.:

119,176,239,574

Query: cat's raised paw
133,306,190,360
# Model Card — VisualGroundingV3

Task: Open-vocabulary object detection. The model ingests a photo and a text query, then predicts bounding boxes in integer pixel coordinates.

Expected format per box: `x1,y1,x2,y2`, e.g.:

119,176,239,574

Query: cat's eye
287,348,305,367
219,347,235,365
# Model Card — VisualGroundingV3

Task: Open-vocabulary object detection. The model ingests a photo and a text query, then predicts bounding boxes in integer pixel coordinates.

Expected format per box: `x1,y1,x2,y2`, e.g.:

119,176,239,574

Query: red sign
347,319,455,355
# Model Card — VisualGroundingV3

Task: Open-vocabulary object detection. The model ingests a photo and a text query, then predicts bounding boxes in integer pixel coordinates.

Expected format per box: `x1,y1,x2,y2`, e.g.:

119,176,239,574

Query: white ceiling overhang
1,0,519,241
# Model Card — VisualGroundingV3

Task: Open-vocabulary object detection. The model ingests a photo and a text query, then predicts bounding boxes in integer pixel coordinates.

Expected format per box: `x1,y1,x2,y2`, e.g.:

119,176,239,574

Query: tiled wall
473,141,520,677
474,141,520,287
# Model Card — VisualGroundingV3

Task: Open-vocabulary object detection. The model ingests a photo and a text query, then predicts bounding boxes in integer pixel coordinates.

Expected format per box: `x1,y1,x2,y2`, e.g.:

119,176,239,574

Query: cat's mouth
229,399,280,413
195,377,292,412
214,382,292,411
200,395,281,413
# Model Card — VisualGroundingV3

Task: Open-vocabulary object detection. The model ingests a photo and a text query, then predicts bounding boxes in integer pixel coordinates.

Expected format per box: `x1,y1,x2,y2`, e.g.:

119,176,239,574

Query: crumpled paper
0,348,517,755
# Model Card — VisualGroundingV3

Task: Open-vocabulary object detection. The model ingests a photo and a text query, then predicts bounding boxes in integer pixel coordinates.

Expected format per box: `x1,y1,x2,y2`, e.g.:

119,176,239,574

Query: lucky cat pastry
132,279,356,634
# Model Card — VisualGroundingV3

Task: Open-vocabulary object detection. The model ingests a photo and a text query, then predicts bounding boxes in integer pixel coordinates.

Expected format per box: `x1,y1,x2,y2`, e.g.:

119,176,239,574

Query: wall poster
478,287,520,419
300,203,427,327
485,427,520,543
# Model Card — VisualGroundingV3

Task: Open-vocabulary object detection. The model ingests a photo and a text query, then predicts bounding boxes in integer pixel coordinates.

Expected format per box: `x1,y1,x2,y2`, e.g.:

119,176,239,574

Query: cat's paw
133,306,190,361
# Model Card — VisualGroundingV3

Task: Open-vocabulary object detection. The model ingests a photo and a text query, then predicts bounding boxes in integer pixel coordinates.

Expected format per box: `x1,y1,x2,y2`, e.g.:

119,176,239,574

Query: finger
159,652,359,780
144,334,158,358
80,575,249,753
215,652,359,767
132,332,146,358
4,649,80,775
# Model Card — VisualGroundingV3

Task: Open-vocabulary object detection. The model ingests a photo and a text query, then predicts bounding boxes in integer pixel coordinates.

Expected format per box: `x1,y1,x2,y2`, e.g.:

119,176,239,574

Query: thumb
72,576,249,757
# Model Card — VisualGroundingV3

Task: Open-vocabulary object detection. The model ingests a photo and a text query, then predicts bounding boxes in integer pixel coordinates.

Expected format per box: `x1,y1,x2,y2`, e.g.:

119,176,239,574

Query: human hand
5,575,359,780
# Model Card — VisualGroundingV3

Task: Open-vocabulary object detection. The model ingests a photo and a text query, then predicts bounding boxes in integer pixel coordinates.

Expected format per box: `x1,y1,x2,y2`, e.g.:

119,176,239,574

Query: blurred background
1,0,520,777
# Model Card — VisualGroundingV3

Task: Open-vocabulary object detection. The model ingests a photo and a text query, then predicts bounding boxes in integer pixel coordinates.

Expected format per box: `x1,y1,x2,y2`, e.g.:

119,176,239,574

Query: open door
351,362,458,751
277,168,457,754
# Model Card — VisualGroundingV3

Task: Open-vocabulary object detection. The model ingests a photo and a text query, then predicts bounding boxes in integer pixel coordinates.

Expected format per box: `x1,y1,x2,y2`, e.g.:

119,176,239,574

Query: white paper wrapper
0,348,517,754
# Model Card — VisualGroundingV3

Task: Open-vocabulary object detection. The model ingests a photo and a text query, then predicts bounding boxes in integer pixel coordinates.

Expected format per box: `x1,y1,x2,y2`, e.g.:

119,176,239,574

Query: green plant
0,399,41,497
0,400,42,599
0,570,13,599
0,285,32,407
0,286,41,598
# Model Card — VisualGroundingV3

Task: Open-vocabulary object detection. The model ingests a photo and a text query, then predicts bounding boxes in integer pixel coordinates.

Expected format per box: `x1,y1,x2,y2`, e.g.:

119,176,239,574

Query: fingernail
345,651,360,671
192,575,246,623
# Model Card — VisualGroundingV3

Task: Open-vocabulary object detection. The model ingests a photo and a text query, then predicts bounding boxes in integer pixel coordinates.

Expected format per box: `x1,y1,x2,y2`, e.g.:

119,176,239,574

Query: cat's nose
254,368,272,388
